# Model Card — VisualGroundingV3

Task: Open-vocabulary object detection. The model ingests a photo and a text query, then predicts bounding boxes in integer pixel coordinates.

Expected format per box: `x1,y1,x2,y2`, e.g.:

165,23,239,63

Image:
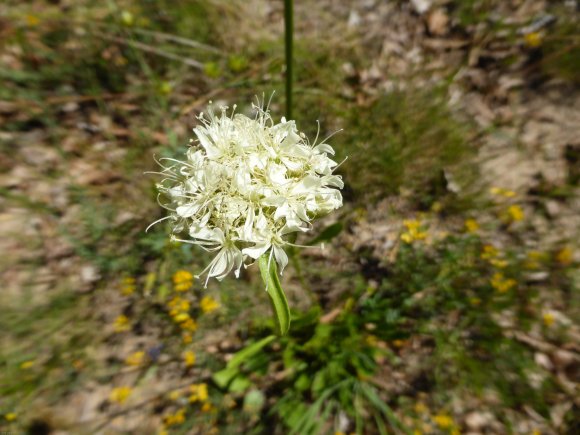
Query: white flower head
151,99,344,286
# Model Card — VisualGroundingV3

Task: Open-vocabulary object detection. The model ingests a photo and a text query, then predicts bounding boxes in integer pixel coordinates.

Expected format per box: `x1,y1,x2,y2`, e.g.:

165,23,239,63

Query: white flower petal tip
151,98,344,282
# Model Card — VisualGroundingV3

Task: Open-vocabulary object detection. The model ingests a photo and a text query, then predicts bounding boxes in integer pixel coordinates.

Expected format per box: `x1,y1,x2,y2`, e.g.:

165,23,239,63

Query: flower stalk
284,0,293,120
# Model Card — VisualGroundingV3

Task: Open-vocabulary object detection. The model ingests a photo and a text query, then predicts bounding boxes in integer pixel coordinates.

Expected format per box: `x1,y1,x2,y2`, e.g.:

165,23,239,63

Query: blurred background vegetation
0,0,578,434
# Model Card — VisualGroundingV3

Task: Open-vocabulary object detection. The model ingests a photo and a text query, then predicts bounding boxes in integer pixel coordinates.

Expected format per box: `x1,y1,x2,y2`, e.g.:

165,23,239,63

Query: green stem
284,0,293,120
258,255,291,336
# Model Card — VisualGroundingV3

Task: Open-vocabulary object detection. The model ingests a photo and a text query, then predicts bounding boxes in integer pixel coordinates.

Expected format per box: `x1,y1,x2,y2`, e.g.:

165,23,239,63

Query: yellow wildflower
490,187,516,198
365,335,378,346
525,251,544,270
491,272,517,293
414,402,428,414
125,351,146,367
173,270,194,292
431,201,442,213
183,350,196,367
201,402,215,413
464,218,479,233
168,389,181,401
180,317,198,332
25,15,40,26
481,244,499,260
401,219,428,244
20,360,34,369
525,32,542,48
392,339,405,348
182,332,193,344
433,414,454,429
164,407,186,426
200,296,220,313
401,232,414,243
189,383,208,402
556,246,573,266
114,315,131,332
4,412,16,421
173,312,191,323
542,312,555,327
158,427,169,435
121,277,136,295
168,296,190,316
489,258,508,268
507,205,524,222
110,386,132,404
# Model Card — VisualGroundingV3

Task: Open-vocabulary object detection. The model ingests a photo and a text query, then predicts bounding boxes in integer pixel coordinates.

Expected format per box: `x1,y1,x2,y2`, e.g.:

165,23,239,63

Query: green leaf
259,255,291,336
212,335,276,388
306,222,343,246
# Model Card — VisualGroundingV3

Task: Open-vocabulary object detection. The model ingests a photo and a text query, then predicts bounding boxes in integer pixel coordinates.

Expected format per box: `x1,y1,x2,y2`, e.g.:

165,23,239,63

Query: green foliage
341,88,476,203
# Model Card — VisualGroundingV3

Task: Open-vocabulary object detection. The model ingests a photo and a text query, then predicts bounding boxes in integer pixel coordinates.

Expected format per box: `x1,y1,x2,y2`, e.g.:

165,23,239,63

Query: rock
465,411,494,430
411,0,432,14
428,8,449,36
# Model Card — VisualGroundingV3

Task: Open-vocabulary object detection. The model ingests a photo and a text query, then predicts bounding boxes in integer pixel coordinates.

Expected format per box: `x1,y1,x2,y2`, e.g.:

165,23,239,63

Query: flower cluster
152,101,343,285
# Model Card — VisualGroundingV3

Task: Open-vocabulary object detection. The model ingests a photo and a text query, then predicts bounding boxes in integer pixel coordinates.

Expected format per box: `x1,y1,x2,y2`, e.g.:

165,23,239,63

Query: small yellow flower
180,317,198,332
189,383,208,402
401,232,414,243
200,296,220,313
25,15,40,26
401,219,428,243
507,205,524,222
183,350,196,367
158,428,169,435
542,312,555,327
173,270,194,292
525,251,544,270
490,187,516,198
414,402,428,414
20,360,34,369
556,246,573,266
164,407,186,426
531,428,541,435
4,412,16,421
168,296,190,315
433,414,454,429
489,258,508,268
365,335,378,346
392,339,405,348
114,315,131,332
121,277,136,296
182,332,193,344
481,244,499,260
110,386,132,404
173,312,191,323
201,402,214,413
464,218,479,233
168,389,181,401
125,351,146,367
491,272,517,293
525,32,542,48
